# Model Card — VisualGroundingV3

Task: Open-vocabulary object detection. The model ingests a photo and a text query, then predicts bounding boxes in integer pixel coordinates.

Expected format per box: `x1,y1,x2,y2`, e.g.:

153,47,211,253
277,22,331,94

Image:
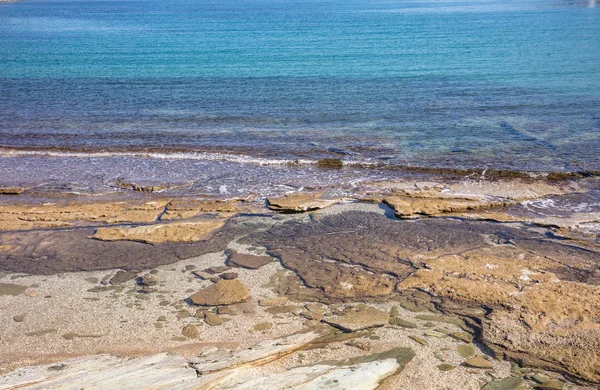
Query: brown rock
138,274,158,286
182,324,200,339
464,356,493,369
322,307,390,332
316,158,343,169
219,272,238,280
267,193,339,213
162,198,241,220
346,339,372,351
382,195,505,218
189,280,250,306
204,313,224,326
227,250,273,269
0,199,169,231
192,271,212,280
0,187,24,195
217,306,236,316
0,283,27,296
265,306,302,315
91,219,225,244
253,322,273,331
204,266,231,274
258,297,289,307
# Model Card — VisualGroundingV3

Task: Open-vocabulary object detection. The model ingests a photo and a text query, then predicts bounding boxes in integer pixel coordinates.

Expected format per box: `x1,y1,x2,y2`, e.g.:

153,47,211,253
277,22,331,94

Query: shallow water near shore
1,0,600,179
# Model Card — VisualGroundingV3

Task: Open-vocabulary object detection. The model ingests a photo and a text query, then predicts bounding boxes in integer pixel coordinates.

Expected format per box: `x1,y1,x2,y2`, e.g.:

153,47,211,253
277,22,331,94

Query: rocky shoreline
0,175,598,389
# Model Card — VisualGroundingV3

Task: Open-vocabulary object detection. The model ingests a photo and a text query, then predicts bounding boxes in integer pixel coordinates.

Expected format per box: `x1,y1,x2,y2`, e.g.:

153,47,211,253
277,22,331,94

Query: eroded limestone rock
91,219,225,244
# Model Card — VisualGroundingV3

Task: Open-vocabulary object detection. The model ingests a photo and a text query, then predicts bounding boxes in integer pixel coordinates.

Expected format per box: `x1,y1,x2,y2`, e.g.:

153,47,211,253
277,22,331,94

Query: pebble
204,313,224,326
437,364,455,372
181,324,199,339
409,336,428,346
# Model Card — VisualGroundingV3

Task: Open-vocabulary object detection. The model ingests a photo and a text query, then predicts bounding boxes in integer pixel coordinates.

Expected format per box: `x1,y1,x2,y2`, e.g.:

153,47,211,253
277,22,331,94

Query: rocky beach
0,171,598,389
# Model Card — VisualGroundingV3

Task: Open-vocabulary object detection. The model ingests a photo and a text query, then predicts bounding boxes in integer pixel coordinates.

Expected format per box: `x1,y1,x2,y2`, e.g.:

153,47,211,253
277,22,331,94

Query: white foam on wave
0,148,384,169
0,148,314,166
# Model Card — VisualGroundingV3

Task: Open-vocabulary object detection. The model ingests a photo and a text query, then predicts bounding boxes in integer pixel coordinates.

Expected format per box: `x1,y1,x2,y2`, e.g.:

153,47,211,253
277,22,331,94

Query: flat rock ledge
0,330,415,390
267,193,340,213
91,219,225,244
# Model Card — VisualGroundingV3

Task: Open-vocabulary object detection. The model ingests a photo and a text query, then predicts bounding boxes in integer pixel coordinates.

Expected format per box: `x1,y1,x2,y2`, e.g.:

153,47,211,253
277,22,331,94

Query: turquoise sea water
0,0,599,191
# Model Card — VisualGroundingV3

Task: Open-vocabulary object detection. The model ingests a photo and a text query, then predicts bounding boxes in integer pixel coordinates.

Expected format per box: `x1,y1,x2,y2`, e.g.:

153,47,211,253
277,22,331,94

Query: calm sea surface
0,0,599,194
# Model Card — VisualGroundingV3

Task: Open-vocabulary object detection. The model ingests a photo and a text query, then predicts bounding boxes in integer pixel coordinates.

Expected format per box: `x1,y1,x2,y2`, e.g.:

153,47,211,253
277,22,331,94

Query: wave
1,146,597,181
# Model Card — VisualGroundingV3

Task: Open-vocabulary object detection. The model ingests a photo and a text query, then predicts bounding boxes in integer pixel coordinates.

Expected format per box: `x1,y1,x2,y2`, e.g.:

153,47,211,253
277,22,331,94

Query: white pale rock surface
0,353,201,390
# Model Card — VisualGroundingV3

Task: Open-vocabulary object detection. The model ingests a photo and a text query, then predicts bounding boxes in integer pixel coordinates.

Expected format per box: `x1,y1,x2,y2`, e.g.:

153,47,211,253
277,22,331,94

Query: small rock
192,271,212,280
209,277,220,283
154,322,164,329
138,274,158,286
346,339,372,351
176,310,191,319
388,317,418,328
532,374,550,384
184,265,197,271
13,314,25,322
204,266,231,275
194,309,208,318
316,158,343,169
204,313,224,326
457,344,476,358
535,381,564,390
227,250,273,269
259,297,289,307
217,306,236,316
322,307,389,332
390,306,400,317
305,303,325,314
449,331,472,343
409,336,428,346
253,322,273,331
84,277,99,284
189,280,250,306
424,330,446,338
219,272,238,280
437,364,455,372
109,271,138,285
265,306,302,315
157,316,167,322
300,311,324,321
181,325,199,339
398,300,422,312
481,377,525,390
464,356,493,369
